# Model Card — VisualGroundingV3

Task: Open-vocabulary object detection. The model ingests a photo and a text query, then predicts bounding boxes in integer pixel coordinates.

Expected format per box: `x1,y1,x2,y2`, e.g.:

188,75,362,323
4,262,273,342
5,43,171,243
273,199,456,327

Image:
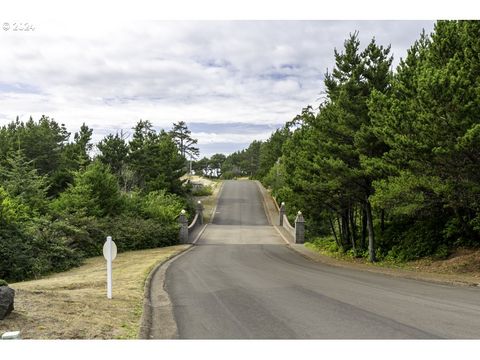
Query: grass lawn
0,245,189,339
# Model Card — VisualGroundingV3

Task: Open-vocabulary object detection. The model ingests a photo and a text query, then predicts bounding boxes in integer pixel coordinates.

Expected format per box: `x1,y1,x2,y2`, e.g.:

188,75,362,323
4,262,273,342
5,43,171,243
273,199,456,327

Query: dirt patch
406,248,480,276
0,245,189,339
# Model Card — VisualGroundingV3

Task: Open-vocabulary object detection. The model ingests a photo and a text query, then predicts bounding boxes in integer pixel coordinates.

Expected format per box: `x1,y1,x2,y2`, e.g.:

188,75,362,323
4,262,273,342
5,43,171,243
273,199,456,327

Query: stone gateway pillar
196,200,204,225
295,211,305,244
279,202,286,226
178,209,189,244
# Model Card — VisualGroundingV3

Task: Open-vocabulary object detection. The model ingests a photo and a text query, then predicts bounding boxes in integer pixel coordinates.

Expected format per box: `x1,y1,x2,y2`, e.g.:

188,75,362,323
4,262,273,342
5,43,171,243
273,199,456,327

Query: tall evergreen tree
129,120,186,194
0,149,49,215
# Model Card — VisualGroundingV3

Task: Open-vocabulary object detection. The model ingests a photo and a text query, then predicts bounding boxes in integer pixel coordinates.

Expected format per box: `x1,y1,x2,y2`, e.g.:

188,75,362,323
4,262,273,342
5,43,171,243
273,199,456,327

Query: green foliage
97,132,129,178
240,21,480,263
0,150,50,215
369,20,480,255
220,171,237,180
170,121,199,160
307,236,340,255
191,185,213,197
100,216,180,252
0,117,189,282
262,160,287,195
129,120,186,194
370,171,445,217
0,279,8,286
0,213,82,282
0,116,72,196
0,186,31,224
209,154,227,170
140,190,186,223
52,161,124,218
257,128,291,180
222,140,262,178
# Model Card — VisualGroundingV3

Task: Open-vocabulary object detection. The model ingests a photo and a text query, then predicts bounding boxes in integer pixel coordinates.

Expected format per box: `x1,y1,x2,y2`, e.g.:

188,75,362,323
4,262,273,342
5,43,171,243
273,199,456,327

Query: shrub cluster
0,118,199,282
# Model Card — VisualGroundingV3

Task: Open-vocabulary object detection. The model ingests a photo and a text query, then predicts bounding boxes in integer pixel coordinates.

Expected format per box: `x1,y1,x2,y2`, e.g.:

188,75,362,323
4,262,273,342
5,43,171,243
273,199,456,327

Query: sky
0,20,435,158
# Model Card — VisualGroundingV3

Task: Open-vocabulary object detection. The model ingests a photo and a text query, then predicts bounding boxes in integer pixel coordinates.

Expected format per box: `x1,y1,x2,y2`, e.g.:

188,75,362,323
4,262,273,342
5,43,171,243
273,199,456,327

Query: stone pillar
295,211,305,244
196,200,204,225
279,202,286,226
178,209,189,243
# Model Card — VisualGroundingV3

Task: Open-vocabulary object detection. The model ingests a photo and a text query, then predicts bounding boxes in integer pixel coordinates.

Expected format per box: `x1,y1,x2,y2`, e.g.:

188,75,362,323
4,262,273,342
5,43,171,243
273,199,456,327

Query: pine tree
170,121,200,160
0,149,49,215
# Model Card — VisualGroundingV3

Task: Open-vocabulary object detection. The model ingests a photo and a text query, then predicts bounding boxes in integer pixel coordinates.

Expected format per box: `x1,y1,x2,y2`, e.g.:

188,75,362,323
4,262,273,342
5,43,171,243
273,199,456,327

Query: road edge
256,180,295,245
209,180,225,224
138,245,194,339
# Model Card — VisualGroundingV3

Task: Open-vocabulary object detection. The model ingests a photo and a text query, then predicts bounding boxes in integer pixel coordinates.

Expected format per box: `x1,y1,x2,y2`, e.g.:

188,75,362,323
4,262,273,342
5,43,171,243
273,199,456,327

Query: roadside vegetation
191,184,214,197
208,20,480,265
0,118,199,283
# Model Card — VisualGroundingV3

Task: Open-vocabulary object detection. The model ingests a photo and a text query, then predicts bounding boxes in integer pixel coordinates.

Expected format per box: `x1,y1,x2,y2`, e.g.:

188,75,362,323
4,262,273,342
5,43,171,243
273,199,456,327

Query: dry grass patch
0,245,189,339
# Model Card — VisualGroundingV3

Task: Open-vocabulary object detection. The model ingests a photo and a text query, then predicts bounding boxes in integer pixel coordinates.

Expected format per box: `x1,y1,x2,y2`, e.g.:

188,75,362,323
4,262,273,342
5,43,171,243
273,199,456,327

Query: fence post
279,202,286,226
295,211,305,244
196,200,204,225
178,209,189,243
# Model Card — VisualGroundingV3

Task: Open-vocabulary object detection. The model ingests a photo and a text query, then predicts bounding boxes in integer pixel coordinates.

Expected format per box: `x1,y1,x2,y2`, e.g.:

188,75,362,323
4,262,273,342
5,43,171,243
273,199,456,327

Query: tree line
211,20,480,262
0,117,199,282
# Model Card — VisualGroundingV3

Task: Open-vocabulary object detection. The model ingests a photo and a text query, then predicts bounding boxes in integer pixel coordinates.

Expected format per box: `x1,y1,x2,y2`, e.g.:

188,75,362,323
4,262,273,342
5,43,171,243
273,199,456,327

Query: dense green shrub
220,171,236,180
99,215,180,252
50,214,106,257
308,236,340,254
380,214,449,262
0,119,191,282
191,185,213,197
0,279,8,286
48,212,181,258
51,161,124,218
140,190,186,223
0,221,82,282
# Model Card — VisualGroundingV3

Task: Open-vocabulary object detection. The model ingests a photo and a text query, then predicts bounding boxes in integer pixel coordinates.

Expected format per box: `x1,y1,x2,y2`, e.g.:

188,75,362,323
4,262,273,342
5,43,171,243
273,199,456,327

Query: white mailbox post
102,236,117,299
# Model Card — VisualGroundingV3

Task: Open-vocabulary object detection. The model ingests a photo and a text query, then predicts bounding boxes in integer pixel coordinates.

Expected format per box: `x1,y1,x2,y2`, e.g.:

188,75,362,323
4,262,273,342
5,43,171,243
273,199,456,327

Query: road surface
165,180,480,339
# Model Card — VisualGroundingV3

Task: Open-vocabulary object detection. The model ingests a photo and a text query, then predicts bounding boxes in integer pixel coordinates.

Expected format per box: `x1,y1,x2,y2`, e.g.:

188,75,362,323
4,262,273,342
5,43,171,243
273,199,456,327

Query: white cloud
0,20,435,157
194,131,273,145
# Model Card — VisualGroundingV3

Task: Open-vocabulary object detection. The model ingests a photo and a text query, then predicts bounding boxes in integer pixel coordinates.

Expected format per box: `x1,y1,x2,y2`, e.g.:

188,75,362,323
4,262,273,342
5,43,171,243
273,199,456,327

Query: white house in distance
202,167,221,178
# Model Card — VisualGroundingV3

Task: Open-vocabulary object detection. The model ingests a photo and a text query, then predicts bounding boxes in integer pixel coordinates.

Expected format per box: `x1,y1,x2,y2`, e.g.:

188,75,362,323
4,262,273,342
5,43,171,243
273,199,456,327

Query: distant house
202,167,221,178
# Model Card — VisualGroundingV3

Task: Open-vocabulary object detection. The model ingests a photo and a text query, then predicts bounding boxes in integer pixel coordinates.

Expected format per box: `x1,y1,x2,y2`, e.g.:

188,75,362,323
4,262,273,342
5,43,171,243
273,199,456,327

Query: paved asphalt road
165,180,480,339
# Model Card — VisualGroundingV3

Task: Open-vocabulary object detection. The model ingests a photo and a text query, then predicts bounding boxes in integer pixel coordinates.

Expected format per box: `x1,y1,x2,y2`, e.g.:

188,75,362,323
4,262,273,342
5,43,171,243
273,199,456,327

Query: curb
254,180,274,226
255,180,294,244
138,245,194,339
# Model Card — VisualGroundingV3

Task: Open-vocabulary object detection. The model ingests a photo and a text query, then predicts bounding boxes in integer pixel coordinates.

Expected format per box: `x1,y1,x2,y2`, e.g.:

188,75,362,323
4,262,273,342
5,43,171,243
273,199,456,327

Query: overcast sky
0,20,435,157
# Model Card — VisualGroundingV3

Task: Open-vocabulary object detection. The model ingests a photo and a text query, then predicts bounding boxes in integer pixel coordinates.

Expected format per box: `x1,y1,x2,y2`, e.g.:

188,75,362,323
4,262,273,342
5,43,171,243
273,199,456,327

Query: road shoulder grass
0,245,189,339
